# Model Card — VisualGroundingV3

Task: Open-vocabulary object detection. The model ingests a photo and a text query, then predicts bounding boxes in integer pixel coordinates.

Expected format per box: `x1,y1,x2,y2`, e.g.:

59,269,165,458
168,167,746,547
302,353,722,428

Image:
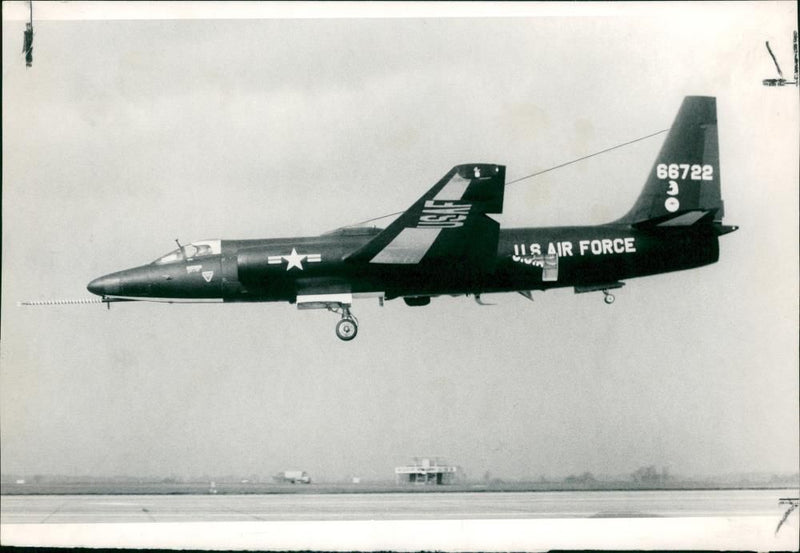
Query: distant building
395,457,459,485
273,470,311,484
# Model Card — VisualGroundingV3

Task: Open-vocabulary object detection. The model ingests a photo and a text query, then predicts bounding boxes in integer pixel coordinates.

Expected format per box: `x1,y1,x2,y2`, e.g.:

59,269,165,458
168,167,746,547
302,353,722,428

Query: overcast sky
2,2,798,482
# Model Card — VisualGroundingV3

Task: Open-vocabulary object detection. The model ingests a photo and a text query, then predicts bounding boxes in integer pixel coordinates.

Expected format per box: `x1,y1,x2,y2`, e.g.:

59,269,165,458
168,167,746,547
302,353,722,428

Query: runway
1,489,795,523
2,489,799,550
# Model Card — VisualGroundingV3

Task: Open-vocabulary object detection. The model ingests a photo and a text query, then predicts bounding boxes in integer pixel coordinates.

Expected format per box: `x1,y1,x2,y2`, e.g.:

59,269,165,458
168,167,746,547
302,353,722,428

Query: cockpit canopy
153,240,221,265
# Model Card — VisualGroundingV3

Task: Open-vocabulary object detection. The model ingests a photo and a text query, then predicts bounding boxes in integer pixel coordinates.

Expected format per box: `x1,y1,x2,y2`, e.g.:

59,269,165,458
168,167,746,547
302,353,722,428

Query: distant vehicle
273,470,311,484
83,96,738,341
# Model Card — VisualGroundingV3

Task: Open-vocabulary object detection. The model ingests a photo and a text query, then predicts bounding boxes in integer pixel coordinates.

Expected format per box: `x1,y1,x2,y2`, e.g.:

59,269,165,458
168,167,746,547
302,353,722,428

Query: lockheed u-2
87,96,737,340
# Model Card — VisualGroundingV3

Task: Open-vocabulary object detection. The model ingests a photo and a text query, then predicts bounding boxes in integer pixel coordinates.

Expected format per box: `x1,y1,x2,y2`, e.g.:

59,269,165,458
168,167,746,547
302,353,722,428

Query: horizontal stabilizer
632,209,717,229
714,224,739,236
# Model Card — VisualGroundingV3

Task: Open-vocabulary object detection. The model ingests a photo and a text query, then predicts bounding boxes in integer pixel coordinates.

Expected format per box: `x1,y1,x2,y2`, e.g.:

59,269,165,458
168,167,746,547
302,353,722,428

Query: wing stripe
432,173,470,201
370,227,442,264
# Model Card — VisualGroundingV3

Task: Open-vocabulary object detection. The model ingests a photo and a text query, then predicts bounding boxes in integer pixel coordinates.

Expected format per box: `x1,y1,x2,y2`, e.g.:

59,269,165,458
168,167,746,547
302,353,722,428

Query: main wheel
603,293,615,305
336,318,358,341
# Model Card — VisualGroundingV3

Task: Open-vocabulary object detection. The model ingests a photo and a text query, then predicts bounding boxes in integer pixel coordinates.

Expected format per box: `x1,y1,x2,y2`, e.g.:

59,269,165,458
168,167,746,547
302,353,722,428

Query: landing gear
574,282,624,304
336,317,358,341
329,304,359,341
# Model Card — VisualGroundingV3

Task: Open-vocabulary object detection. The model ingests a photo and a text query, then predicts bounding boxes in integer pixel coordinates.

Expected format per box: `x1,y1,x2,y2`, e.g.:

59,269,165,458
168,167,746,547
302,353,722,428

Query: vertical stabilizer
617,96,723,225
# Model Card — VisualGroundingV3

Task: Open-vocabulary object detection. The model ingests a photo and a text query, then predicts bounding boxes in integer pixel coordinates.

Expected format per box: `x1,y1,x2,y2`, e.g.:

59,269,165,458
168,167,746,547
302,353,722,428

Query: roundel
664,197,680,213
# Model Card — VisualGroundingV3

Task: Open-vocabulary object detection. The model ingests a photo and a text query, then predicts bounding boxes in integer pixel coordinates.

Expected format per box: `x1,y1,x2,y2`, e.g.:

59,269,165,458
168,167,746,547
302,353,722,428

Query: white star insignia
282,248,306,271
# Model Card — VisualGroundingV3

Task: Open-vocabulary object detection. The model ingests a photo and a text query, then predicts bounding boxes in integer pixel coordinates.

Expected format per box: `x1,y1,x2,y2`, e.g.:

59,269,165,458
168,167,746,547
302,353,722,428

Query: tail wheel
603,291,615,305
336,318,358,341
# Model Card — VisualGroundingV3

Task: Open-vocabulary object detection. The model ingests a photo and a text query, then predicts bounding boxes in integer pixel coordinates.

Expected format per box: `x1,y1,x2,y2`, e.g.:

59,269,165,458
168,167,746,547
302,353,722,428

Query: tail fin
617,96,724,226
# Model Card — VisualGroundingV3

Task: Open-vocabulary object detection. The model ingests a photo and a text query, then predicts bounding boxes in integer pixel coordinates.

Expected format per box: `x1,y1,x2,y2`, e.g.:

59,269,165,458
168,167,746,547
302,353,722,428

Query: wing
345,163,505,272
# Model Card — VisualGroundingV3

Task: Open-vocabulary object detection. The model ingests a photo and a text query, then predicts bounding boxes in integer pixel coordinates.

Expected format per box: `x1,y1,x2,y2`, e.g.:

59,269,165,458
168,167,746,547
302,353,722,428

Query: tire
336,318,358,341
604,294,615,305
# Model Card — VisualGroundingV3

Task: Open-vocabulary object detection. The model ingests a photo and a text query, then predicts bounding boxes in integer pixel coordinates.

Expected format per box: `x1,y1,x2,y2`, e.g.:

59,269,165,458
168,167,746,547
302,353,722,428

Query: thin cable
19,298,105,306
332,210,404,231
506,128,669,186
334,127,670,230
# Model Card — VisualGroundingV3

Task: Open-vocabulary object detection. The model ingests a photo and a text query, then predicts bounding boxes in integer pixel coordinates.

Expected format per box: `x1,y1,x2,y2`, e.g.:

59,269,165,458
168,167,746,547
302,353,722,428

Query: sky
2,2,798,483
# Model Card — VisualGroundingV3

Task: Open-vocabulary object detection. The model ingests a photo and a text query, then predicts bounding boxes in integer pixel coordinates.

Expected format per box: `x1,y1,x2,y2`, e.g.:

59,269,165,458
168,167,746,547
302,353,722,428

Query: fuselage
83,97,737,341
87,223,720,304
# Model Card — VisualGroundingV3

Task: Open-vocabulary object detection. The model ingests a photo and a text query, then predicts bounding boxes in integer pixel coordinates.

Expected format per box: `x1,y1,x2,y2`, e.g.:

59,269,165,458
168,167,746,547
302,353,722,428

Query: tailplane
617,96,725,227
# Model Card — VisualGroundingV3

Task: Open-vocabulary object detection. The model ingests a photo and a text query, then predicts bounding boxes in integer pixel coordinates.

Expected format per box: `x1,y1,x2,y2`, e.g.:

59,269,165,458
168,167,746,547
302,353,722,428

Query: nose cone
87,274,121,296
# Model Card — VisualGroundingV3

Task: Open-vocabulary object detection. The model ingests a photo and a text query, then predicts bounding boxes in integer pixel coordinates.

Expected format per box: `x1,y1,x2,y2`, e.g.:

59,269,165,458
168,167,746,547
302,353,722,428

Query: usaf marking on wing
417,200,472,229
84,96,737,341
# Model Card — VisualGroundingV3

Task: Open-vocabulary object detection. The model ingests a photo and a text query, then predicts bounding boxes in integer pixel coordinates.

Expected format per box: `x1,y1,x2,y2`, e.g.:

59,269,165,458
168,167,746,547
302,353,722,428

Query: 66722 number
656,163,713,180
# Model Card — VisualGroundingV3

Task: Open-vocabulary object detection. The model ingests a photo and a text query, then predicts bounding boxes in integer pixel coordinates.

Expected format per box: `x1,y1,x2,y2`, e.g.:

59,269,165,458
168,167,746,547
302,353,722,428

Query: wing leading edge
345,163,506,271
